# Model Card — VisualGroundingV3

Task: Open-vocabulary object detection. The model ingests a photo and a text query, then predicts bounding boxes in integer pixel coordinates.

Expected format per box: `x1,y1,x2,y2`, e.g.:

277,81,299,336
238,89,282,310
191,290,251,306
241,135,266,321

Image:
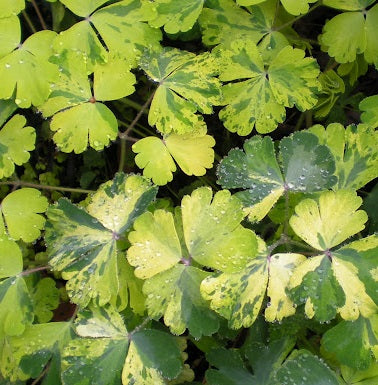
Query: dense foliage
0,0,377,384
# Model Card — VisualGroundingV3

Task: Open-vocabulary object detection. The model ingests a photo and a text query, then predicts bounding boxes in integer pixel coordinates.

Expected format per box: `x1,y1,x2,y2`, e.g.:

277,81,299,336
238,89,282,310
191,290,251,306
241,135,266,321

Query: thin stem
0,180,94,194
30,364,50,385
22,10,37,33
119,90,156,140
118,136,127,173
305,110,313,128
20,266,50,276
267,234,289,257
294,112,305,131
273,3,322,32
31,0,48,30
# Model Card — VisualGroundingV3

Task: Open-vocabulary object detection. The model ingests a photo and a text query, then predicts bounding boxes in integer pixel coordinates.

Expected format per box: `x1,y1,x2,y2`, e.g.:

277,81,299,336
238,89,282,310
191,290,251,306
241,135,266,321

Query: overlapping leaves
215,39,321,134
237,0,318,16
127,187,258,336
45,173,157,307
217,131,337,222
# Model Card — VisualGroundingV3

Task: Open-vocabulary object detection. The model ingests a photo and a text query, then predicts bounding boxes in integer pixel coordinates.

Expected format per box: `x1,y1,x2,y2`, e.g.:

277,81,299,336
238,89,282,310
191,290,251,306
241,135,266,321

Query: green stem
294,112,305,131
30,364,50,385
22,10,37,33
31,0,48,30
273,2,322,32
0,181,94,194
118,136,127,173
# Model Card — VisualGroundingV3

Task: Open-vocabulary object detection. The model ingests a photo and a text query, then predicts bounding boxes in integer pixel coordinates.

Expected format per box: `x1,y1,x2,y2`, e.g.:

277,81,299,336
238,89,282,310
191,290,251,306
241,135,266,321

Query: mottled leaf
140,47,221,134
201,252,305,329
217,132,336,222
0,31,59,107
309,123,378,190
237,0,318,16
46,173,157,306
1,188,48,243
31,278,60,323
0,115,35,179
142,0,205,33
322,315,378,370
60,0,110,17
289,190,368,250
1,322,71,382
216,40,320,134
323,0,375,11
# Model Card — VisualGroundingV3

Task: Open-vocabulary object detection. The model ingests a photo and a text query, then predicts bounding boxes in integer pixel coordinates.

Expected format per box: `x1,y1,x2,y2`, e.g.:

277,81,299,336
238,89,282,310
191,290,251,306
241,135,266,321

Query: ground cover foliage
0,0,377,384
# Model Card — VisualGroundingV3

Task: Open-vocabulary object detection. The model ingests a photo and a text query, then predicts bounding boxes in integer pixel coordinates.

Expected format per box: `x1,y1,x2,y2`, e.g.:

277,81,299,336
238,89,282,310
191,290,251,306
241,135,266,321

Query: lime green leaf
216,40,320,134
201,252,305,328
0,31,59,108
272,349,339,385
140,47,221,134
1,322,72,382
60,0,110,16
165,131,215,177
341,362,378,385
133,136,177,185
319,4,378,67
46,173,157,306
56,0,161,68
309,123,378,190
142,0,205,33
0,0,24,17
144,265,220,337
0,99,17,126
360,95,378,129
1,188,48,243
237,0,317,15
322,315,378,370
199,0,275,47
0,237,22,278
181,188,257,272
0,277,33,340
50,102,118,154
31,278,60,323
289,190,368,250
40,51,134,153
0,115,35,179
122,329,183,384
217,132,336,222
0,15,21,58
323,0,375,11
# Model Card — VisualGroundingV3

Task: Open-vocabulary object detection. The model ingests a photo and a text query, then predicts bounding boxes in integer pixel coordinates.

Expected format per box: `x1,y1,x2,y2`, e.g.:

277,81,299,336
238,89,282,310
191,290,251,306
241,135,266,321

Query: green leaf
289,190,368,250
122,329,183,383
199,0,275,47
0,15,21,58
360,95,378,129
46,173,157,306
319,4,378,68
0,99,17,126
323,0,375,11
56,0,162,68
0,237,22,279
1,188,48,243
142,0,205,33
216,40,320,134
140,47,221,134
309,123,378,190
201,252,305,329
31,278,60,323
0,277,33,340
217,132,336,222
0,115,35,179
0,0,24,17
0,31,59,107
1,322,72,382
322,315,378,370
272,349,339,385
